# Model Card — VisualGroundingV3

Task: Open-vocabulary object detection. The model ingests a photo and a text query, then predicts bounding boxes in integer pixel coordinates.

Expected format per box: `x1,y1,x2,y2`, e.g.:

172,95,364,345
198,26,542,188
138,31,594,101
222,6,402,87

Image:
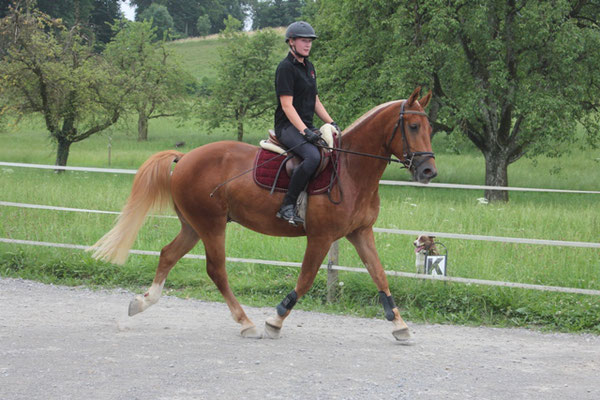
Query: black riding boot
276,167,310,226
276,201,304,226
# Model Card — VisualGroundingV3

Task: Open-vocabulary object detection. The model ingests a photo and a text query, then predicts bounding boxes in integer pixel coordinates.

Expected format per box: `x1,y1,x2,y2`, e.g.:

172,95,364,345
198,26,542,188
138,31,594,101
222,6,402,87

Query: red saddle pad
253,148,339,195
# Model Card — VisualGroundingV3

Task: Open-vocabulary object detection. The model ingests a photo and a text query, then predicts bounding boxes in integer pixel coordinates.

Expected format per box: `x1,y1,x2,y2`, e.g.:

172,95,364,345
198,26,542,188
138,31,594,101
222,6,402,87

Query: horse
89,86,437,341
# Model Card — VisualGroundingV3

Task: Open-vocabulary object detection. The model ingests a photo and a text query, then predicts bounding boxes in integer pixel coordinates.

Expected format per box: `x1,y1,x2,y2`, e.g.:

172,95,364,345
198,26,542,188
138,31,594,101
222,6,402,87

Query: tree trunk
138,111,148,141
237,120,244,142
54,137,72,173
483,152,509,202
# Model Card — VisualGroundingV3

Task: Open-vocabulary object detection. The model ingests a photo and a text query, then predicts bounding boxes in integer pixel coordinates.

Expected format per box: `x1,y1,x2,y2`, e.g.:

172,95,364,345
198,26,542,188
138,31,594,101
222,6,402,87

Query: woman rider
274,21,340,226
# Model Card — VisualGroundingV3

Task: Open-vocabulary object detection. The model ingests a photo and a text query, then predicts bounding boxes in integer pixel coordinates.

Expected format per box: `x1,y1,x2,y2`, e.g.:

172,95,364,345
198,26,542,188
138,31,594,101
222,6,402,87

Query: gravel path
1,277,598,399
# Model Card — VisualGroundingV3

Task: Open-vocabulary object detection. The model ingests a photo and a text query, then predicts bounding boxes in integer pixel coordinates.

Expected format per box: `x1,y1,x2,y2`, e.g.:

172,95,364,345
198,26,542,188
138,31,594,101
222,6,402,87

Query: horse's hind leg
128,219,199,316
201,223,262,339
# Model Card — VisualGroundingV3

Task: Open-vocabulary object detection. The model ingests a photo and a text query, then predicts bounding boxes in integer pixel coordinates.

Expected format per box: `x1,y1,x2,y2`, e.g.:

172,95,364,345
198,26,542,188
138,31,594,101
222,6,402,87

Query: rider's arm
280,95,309,133
315,95,334,125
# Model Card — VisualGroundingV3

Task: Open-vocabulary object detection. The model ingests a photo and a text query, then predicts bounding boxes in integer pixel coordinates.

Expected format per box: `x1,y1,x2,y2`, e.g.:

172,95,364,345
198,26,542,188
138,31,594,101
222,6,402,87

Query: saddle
259,124,337,177
254,124,340,195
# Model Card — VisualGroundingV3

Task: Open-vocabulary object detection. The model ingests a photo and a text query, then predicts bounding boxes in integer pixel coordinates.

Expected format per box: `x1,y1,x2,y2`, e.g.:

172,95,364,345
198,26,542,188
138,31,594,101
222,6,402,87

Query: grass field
169,38,223,82
1,35,599,334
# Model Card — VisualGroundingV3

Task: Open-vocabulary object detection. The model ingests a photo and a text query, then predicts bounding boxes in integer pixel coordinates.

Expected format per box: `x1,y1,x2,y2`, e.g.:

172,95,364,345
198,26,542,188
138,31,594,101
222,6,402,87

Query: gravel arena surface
1,278,599,400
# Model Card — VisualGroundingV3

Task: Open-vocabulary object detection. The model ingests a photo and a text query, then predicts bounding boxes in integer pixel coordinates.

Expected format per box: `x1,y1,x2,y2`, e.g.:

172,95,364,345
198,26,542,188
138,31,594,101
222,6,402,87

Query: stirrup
276,204,304,226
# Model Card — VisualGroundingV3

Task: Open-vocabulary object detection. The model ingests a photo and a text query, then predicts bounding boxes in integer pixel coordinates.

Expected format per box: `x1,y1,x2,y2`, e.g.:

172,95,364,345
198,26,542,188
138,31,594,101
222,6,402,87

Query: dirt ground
1,277,599,399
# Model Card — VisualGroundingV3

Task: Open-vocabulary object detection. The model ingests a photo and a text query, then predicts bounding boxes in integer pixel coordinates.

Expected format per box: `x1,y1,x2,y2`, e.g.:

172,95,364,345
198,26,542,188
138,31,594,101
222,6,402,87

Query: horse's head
387,87,437,183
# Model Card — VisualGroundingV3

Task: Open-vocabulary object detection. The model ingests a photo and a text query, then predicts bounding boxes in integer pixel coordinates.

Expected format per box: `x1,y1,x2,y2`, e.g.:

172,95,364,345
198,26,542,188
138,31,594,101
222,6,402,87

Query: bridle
386,100,435,170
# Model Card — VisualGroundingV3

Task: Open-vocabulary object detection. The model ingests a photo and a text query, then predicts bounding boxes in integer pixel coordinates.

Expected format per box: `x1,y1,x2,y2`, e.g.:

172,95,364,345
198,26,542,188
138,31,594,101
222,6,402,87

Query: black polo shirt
274,52,318,135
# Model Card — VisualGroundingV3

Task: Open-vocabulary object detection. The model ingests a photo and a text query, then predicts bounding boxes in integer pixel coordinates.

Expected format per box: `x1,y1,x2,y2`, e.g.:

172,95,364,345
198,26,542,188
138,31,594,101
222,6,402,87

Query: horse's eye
409,123,418,130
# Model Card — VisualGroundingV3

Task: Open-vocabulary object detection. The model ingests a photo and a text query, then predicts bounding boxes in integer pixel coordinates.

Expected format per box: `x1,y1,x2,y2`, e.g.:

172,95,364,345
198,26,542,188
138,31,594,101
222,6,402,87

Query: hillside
167,28,287,82
168,37,223,81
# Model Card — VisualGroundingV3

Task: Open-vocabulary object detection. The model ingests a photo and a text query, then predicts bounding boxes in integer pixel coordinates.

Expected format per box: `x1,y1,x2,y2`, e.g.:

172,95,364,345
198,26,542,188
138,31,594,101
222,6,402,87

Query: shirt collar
287,51,309,65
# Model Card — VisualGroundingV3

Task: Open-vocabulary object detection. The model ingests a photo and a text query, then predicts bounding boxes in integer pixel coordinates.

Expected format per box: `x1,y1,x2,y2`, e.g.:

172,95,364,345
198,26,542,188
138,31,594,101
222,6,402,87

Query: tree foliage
103,20,195,141
86,0,123,47
137,2,175,39
313,0,600,201
0,0,122,49
0,1,129,167
250,0,304,30
130,0,246,37
196,13,211,36
200,17,284,141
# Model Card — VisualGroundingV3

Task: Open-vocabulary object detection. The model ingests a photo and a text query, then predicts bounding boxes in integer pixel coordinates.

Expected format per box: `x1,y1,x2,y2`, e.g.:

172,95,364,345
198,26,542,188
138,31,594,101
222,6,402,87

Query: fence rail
379,180,600,194
3,161,600,194
2,238,599,296
0,161,137,175
2,201,599,249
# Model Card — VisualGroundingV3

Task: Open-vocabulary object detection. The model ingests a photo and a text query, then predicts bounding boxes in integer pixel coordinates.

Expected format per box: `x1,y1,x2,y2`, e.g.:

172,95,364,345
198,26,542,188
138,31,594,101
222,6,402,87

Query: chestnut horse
90,87,437,341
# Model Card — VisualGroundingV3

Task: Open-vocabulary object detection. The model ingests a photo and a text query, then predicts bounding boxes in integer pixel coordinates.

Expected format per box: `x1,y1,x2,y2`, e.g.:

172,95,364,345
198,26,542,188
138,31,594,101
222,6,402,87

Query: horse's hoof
241,326,262,339
263,321,282,339
392,327,414,344
128,297,145,316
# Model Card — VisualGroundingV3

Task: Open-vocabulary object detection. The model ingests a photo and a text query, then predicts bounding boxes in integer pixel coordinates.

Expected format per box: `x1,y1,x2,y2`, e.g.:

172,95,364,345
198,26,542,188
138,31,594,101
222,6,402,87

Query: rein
318,100,435,169
315,143,404,165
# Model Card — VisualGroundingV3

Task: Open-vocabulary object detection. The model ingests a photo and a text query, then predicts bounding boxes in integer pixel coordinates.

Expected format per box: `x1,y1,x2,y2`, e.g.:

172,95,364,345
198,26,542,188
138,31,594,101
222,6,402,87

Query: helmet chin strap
289,42,306,61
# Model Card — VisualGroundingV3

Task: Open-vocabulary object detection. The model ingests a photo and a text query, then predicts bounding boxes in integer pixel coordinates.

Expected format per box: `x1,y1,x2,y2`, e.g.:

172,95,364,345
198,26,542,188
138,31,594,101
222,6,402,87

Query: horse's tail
88,150,184,265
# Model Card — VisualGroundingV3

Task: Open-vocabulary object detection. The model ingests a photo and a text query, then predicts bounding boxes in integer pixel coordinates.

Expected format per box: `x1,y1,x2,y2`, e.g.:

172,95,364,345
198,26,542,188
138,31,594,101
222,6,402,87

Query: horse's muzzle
414,157,437,184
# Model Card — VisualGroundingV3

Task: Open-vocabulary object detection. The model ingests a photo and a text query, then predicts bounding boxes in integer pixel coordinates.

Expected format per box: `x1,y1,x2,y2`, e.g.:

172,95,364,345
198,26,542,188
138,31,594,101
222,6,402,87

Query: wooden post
107,136,112,166
327,240,339,303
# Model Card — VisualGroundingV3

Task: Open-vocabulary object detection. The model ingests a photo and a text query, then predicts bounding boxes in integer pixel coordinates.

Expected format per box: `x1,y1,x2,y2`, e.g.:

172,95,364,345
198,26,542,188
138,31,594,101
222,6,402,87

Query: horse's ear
407,86,422,106
419,90,432,109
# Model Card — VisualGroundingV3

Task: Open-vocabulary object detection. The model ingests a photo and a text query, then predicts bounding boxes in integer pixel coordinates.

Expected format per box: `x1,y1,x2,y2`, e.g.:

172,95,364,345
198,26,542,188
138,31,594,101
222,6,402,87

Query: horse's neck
341,132,388,185
341,103,399,187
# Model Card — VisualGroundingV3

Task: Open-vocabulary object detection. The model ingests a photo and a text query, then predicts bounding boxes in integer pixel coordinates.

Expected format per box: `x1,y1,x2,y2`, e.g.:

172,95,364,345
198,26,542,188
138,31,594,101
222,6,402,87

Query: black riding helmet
285,21,317,43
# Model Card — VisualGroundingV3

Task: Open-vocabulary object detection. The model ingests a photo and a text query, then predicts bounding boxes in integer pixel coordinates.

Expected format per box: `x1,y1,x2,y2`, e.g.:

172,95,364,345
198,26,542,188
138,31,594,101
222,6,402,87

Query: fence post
107,136,112,166
327,240,339,303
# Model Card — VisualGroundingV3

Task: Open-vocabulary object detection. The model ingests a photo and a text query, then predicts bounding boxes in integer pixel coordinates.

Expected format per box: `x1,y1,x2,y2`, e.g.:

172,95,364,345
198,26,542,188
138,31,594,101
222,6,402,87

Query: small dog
413,235,439,273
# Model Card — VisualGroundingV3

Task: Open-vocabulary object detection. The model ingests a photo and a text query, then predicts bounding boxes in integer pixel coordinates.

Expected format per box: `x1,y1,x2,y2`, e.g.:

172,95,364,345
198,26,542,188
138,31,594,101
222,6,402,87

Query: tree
0,1,129,167
130,0,246,37
1,0,122,49
201,17,283,141
104,20,195,141
88,0,122,47
196,14,211,36
250,0,304,30
137,3,174,40
0,98,7,132
313,0,600,202
193,0,246,35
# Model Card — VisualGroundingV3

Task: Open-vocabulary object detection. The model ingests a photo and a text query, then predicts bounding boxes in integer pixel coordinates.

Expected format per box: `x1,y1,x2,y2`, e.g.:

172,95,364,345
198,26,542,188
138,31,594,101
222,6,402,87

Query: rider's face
290,37,313,57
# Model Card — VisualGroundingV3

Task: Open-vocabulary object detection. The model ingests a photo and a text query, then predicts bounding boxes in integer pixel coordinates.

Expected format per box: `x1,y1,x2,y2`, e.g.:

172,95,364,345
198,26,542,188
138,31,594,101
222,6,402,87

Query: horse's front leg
346,226,412,342
264,237,332,339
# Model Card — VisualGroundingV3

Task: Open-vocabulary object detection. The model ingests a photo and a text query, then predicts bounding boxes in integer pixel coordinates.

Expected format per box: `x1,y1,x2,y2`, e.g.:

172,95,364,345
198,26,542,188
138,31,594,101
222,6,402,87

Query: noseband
387,101,435,170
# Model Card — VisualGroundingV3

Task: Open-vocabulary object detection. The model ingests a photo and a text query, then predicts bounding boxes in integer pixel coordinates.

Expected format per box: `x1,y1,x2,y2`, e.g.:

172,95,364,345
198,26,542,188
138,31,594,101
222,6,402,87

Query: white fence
1,162,599,297
3,161,600,194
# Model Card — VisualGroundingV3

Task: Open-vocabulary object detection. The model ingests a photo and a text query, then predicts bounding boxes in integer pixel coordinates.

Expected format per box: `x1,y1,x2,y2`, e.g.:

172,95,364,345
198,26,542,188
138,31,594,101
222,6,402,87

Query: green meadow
1,37,599,333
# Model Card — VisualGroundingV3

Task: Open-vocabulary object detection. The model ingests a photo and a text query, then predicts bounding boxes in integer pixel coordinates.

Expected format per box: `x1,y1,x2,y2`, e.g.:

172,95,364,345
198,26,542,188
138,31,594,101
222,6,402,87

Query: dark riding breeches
277,125,320,206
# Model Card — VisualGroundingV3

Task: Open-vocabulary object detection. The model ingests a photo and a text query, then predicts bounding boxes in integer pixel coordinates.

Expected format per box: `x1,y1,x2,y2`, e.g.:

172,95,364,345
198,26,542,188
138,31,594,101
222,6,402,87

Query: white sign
425,255,447,276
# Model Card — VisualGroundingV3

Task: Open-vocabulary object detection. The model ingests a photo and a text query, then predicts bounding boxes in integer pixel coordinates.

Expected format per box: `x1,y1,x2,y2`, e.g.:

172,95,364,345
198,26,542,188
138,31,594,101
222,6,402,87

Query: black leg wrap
379,291,397,321
276,290,298,316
